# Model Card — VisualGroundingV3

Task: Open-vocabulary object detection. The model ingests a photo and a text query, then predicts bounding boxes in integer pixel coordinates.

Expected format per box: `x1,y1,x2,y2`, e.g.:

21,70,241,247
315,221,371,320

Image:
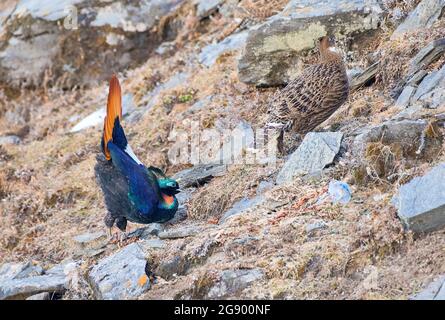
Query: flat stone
0,262,44,282
276,132,343,184
0,135,21,145
350,62,380,91
219,195,266,224
172,164,226,188
409,38,445,76
411,275,445,300
73,231,107,248
412,64,445,102
0,274,67,300
392,163,445,233
238,0,383,86
139,239,166,250
158,225,203,239
88,243,150,300
207,269,264,299
395,86,416,109
26,292,51,300
391,0,445,40
127,223,164,239
194,0,224,18
199,31,248,67
155,255,190,280
305,220,328,234
352,119,429,157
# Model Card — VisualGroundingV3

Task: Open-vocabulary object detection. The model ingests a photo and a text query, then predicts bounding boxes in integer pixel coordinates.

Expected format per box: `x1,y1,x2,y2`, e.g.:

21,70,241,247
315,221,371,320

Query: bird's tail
102,75,124,160
101,75,142,165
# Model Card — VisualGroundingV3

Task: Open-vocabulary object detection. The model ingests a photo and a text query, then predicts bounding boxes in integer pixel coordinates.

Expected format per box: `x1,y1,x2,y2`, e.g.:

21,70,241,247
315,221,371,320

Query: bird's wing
108,141,160,215
95,154,133,218
267,63,346,132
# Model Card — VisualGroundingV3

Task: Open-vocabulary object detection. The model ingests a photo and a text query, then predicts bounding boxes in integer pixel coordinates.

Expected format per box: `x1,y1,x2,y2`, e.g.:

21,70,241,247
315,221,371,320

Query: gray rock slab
306,220,328,234
412,64,445,102
395,85,416,109
25,292,51,300
350,62,380,91
172,164,226,188
127,223,164,239
88,243,150,300
411,275,445,300
276,132,343,184
207,269,264,299
73,231,107,247
391,0,445,39
352,119,428,156
199,31,248,67
219,195,266,224
0,262,44,282
158,225,203,239
0,274,67,300
139,239,166,250
194,0,224,18
392,163,445,233
0,135,21,145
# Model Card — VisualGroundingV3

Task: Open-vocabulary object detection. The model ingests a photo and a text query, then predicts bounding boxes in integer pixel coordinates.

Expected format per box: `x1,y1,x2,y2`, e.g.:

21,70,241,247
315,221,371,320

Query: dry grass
188,165,266,220
376,19,445,89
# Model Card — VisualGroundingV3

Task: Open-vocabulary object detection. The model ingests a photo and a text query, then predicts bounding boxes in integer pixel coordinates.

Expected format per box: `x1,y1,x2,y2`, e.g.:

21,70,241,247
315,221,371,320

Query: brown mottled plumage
266,36,349,153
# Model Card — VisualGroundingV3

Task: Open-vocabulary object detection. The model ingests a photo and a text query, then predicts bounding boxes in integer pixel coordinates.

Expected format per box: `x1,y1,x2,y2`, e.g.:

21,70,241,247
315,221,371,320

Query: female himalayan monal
95,75,180,239
266,35,349,154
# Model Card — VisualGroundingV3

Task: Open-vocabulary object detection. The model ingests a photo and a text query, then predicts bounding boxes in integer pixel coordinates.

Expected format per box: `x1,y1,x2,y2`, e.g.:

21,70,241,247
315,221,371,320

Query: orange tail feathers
103,74,122,160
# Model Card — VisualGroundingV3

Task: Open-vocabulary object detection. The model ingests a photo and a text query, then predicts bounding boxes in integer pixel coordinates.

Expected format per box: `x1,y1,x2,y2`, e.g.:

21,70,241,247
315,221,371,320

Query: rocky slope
1,0,445,300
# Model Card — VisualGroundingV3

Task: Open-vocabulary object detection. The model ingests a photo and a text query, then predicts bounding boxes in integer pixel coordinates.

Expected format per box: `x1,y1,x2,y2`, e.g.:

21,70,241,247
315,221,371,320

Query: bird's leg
118,231,127,245
104,212,116,242
116,217,128,246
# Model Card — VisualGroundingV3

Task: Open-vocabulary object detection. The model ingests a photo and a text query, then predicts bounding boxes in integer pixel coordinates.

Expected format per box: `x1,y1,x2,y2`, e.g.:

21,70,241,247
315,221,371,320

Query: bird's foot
117,231,127,247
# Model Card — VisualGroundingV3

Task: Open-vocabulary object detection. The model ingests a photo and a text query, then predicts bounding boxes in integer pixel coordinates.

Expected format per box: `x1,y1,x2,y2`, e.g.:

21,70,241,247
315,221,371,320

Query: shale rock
411,275,445,300
276,132,343,184
88,243,150,300
392,163,445,233
391,0,445,40
0,0,184,87
206,269,265,299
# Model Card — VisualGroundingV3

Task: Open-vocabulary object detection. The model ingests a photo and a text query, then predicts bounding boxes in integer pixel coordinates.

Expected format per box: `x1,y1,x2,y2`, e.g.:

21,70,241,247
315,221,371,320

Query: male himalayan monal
95,75,180,239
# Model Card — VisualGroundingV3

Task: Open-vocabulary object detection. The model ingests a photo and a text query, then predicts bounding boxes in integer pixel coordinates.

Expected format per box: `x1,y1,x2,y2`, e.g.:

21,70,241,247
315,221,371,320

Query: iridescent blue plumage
94,75,180,232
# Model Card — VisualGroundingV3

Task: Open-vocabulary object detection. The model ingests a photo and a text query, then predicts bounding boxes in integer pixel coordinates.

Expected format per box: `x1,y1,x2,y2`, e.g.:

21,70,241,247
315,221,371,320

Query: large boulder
0,0,184,88
238,0,383,86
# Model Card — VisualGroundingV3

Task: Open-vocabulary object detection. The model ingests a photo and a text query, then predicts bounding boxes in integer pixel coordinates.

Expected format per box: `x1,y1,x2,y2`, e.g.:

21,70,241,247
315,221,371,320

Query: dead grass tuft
188,165,265,220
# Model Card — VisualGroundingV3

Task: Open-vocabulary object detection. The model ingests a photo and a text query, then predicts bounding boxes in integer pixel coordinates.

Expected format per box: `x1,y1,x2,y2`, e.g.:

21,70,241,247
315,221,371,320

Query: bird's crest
102,75,122,160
